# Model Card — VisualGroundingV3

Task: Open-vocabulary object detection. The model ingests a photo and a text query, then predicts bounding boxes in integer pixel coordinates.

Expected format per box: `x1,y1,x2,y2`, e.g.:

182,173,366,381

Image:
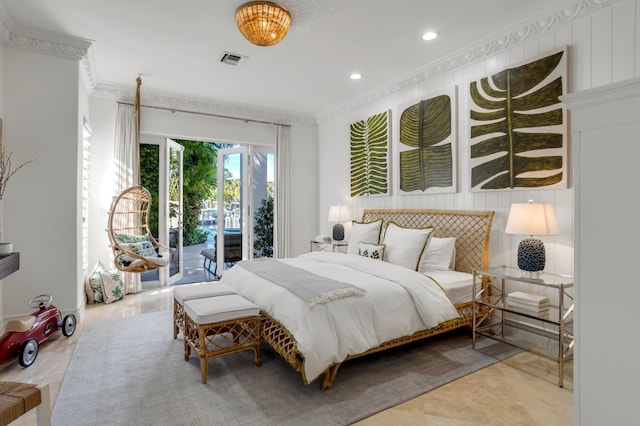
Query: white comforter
220,251,459,383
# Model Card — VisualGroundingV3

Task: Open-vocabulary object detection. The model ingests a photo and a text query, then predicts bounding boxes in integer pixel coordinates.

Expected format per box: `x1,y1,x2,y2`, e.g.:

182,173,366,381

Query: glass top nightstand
472,266,574,387
310,240,348,253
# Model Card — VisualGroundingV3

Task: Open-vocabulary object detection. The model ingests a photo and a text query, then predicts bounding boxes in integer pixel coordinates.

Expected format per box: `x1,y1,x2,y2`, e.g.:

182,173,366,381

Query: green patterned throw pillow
84,260,124,304
114,233,150,244
100,267,125,304
85,261,107,304
358,242,386,260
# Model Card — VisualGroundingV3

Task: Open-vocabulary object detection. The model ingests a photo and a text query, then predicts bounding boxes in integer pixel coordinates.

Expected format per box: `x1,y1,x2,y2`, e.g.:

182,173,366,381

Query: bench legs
173,298,184,339
183,314,261,384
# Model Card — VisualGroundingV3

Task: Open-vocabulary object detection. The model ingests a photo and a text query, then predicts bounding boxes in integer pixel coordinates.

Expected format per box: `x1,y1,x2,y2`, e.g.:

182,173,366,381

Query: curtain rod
116,101,292,128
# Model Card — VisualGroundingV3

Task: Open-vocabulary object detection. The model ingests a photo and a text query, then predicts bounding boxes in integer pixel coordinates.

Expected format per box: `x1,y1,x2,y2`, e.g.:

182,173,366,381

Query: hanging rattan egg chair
107,185,173,273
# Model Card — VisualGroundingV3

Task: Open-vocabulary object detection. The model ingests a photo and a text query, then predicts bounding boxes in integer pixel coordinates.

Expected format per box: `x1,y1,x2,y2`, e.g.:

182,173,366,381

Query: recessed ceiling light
422,31,438,41
350,73,362,80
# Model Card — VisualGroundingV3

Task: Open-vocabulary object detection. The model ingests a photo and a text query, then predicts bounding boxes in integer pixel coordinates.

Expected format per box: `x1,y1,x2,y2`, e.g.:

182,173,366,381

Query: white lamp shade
505,203,558,236
327,205,350,223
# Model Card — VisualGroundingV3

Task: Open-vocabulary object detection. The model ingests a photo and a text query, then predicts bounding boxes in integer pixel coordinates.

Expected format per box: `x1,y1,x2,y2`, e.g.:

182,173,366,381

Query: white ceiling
2,0,560,117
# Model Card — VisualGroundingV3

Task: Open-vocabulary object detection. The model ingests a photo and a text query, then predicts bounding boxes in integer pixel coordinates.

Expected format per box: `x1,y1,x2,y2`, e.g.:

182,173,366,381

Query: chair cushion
128,241,156,257
184,295,260,324
173,282,237,304
143,252,172,267
113,233,150,244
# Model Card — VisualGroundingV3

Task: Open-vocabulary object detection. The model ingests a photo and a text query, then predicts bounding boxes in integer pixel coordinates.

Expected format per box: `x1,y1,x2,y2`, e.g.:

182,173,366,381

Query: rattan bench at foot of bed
183,314,262,384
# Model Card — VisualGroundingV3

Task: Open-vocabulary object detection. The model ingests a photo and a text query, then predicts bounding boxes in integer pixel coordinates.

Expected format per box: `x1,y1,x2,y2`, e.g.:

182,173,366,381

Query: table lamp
505,200,558,274
327,205,350,241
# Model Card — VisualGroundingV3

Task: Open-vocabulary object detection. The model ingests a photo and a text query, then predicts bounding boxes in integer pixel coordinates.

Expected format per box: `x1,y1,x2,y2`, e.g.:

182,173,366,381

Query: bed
220,209,494,390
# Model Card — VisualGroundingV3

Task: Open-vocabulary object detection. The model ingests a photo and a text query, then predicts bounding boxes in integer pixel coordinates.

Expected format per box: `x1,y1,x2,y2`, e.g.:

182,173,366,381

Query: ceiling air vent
220,51,248,66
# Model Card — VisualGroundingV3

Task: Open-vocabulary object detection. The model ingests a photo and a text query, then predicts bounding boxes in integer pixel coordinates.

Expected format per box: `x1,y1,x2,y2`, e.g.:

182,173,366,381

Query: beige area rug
52,310,519,426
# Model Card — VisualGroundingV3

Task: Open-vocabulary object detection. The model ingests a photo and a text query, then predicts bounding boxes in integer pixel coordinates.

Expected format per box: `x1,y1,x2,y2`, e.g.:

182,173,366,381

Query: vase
0,242,12,255
0,201,9,254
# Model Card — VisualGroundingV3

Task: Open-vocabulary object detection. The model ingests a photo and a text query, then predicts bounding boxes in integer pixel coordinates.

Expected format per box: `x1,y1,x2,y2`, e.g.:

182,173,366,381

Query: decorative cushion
128,241,156,257
357,242,386,260
173,283,237,304
347,219,383,255
116,254,145,269
143,252,172,266
184,295,260,324
113,233,150,244
382,222,433,270
85,261,107,304
419,237,457,272
99,265,125,304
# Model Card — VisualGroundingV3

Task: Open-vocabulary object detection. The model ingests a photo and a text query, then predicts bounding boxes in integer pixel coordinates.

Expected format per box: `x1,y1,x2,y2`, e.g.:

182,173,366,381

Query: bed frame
261,209,495,390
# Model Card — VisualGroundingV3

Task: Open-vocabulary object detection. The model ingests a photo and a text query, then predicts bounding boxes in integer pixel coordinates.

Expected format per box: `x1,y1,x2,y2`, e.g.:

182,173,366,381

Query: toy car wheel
18,339,39,367
62,314,76,337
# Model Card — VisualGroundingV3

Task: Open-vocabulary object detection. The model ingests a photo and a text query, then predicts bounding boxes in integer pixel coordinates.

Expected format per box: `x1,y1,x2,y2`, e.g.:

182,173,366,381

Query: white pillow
382,222,433,270
357,242,386,260
347,219,383,255
419,237,456,272
128,241,157,257
98,266,125,304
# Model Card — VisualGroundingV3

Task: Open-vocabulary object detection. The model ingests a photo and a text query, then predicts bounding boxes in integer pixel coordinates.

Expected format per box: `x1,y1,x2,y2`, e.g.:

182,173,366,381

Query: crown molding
561,76,640,110
0,16,92,61
0,1,92,58
315,0,621,123
92,81,317,126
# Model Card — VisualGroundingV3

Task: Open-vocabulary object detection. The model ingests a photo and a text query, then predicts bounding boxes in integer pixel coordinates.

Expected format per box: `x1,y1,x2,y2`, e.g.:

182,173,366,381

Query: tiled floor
0,283,573,425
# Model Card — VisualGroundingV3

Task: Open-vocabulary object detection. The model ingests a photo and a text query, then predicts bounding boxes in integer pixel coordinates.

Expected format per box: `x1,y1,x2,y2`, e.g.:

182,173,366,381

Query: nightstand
472,266,574,387
310,240,348,254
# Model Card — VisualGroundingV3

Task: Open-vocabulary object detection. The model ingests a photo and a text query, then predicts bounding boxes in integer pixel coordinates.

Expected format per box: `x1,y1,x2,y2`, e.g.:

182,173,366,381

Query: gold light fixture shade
235,2,291,46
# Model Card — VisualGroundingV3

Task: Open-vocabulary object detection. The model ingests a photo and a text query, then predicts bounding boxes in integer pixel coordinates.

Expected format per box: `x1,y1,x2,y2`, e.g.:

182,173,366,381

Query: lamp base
517,237,546,273
332,224,345,241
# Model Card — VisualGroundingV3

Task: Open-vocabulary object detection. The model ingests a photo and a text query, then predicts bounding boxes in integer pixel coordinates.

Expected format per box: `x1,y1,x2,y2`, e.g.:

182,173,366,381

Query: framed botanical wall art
398,86,457,195
350,110,391,197
469,46,568,191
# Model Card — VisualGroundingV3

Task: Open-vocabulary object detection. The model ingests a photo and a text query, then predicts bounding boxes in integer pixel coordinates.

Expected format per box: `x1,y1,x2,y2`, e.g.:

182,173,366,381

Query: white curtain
114,103,141,293
114,104,139,191
274,125,291,258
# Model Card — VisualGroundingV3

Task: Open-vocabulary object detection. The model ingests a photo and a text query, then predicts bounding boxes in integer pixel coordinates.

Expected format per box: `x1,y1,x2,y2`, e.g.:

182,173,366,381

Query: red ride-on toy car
0,294,76,367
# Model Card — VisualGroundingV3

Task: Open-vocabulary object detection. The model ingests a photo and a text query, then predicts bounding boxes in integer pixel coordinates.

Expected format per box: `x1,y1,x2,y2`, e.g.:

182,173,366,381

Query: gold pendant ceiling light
235,2,291,46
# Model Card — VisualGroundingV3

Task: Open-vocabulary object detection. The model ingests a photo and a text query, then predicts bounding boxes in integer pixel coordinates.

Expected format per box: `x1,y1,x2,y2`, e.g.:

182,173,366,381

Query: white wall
2,47,83,318
0,41,5,322
563,77,640,426
317,0,640,277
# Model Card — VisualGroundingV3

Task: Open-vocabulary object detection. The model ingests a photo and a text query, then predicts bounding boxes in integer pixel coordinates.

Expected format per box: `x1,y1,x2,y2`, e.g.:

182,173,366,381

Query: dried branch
0,150,36,200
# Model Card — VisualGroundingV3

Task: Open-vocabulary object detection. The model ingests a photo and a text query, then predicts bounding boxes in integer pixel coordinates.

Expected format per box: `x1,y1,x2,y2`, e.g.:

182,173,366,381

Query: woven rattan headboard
361,209,495,274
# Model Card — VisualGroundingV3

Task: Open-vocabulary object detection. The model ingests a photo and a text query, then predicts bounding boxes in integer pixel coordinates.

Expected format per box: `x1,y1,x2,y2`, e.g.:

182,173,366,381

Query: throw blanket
237,259,366,306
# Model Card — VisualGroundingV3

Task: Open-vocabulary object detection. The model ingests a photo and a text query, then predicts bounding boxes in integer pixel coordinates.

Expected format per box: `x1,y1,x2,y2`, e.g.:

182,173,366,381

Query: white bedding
422,269,474,305
220,251,460,383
